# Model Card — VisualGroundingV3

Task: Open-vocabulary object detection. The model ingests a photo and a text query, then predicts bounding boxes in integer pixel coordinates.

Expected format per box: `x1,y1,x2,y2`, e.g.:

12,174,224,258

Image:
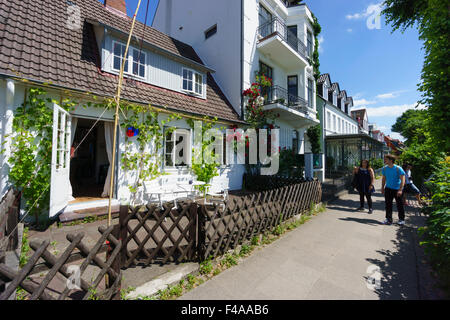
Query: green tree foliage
310,13,322,81
391,109,428,146
418,158,450,290
383,0,450,151
187,117,220,196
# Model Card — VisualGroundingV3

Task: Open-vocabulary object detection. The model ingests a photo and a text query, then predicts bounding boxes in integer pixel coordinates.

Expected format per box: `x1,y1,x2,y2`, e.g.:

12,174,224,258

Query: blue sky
107,0,424,141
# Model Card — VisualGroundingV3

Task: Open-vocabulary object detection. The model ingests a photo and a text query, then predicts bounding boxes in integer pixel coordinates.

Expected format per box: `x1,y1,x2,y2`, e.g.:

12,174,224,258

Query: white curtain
102,122,115,198
67,117,78,201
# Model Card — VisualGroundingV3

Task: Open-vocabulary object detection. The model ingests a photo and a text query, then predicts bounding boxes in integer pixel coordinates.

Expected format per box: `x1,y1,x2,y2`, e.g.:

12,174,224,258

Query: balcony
257,18,310,69
281,0,303,8
262,86,318,127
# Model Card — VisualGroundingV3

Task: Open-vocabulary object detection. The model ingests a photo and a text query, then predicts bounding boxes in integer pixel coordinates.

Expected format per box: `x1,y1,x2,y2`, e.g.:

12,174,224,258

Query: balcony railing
257,18,309,61
281,0,303,8
263,85,315,116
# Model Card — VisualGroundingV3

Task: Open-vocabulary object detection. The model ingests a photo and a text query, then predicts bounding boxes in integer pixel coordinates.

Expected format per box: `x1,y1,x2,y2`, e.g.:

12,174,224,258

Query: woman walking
353,159,375,214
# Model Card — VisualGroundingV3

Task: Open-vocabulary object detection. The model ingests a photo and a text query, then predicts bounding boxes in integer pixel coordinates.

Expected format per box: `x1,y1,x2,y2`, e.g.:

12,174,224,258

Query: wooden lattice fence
118,201,198,268
198,180,321,260
0,225,122,300
243,174,308,191
0,178,322,300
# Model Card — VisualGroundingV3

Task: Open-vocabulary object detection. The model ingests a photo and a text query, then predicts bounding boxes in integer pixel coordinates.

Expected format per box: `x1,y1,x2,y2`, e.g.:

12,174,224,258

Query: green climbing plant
5,87,76,225
310,13,322,81
120,101,181,195
187,117,220,196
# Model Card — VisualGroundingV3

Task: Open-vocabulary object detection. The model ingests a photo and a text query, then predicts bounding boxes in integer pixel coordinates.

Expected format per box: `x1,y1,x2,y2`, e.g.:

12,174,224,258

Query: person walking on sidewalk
402,164,424,207
353,159,375,214
381,154,406,225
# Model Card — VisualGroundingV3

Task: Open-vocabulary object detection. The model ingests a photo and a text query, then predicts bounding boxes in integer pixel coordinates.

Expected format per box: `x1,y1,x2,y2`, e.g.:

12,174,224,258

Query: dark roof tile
0,0,242,123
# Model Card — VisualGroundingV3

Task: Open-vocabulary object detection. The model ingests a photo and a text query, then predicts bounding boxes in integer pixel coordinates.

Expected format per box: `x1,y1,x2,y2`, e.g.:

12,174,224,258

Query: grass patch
19,227,31,268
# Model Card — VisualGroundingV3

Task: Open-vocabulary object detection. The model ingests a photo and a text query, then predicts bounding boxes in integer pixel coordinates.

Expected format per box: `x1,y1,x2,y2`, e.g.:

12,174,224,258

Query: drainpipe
1,79,15,195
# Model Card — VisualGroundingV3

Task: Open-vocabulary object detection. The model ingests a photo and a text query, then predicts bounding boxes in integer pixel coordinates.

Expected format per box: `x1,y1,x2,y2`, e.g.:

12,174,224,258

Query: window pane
113,56,121,70
165,154,174,167
114,43,122,56
195,74,203,94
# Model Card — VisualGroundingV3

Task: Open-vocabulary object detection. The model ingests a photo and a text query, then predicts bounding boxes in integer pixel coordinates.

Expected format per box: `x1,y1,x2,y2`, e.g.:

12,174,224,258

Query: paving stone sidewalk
179,179,446,300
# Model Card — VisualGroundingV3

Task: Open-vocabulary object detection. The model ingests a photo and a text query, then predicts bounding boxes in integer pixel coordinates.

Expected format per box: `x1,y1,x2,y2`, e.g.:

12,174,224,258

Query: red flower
126,129,134,137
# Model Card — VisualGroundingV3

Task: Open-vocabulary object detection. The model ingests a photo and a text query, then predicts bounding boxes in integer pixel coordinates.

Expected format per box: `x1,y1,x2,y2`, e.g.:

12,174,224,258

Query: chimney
104,0,128,17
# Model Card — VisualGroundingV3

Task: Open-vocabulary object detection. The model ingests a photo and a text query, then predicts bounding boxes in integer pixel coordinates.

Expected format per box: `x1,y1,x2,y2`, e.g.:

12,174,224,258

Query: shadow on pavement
363,203,446,300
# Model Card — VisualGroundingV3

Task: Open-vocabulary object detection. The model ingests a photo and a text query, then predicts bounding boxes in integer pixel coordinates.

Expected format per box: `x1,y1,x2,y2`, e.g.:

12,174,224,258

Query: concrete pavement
179,178,443,300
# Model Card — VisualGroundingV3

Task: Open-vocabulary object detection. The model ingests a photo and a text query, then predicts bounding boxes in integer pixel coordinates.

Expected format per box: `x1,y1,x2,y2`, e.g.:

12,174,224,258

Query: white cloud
364,103,426,118
346,2,384,20
353,98,377,107
346,13,363,20
376,93,396,99
376,90,407,99
347,28,353,33
318,35,324,53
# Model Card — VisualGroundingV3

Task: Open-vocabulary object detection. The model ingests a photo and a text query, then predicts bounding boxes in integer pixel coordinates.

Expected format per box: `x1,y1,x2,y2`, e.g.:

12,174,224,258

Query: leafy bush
400,143,445,189
278,148,304,177
370,158,384,170
418,158,450,289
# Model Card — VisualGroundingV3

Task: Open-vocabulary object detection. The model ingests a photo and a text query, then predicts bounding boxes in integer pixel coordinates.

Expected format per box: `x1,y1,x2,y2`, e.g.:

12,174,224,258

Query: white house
0,0,246,222
316,73,366,178
351,108,370,135
317,74,358,137
153,0,320,178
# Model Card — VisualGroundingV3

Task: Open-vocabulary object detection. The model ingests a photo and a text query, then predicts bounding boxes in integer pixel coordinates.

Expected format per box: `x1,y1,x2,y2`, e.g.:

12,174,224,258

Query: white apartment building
153,0,320,178
317,74,358,137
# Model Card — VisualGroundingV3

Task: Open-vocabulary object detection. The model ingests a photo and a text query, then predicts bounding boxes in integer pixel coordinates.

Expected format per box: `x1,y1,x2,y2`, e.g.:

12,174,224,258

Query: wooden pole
107,0,143,227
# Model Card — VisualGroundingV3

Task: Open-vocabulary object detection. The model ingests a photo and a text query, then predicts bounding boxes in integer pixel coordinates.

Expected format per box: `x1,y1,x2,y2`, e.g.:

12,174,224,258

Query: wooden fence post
188,203,198,261
118,205,128,268
197,205,207,262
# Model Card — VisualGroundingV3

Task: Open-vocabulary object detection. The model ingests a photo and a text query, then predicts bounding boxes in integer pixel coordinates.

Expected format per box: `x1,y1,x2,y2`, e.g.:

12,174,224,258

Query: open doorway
69,118,110,203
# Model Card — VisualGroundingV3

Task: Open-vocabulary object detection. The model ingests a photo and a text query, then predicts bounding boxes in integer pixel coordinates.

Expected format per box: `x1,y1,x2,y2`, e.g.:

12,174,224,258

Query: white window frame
111,40,147,80
112,41,129,74
163,128,191,168
182,67,204,97
131,47,147,79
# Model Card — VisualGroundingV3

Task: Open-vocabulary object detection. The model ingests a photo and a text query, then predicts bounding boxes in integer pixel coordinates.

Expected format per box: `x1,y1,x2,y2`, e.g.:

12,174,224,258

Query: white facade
153,0,320,178
152,0,242,115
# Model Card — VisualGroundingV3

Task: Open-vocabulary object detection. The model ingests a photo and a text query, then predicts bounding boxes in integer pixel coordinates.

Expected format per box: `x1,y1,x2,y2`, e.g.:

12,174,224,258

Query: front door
49,104,71,217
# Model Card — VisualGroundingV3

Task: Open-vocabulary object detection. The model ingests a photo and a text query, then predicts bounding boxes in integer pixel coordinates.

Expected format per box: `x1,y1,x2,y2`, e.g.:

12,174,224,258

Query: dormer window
183,68,204,96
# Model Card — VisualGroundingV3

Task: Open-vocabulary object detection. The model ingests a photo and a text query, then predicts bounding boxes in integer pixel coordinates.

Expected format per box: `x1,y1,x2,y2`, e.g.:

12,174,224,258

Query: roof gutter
0,72,247,125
